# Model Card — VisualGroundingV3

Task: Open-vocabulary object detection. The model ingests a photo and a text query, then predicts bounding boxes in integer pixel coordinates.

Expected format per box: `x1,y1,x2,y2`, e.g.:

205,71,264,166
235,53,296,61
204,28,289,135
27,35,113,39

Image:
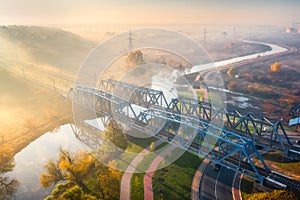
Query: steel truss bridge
68,79,300,191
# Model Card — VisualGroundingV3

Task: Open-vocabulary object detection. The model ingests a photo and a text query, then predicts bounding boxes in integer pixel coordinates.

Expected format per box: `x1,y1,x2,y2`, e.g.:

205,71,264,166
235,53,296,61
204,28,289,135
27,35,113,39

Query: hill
0,25,95,75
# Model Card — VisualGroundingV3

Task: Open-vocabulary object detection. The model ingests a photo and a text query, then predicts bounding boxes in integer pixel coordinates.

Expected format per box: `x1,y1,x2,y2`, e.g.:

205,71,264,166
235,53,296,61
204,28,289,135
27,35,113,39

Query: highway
199,162,235,200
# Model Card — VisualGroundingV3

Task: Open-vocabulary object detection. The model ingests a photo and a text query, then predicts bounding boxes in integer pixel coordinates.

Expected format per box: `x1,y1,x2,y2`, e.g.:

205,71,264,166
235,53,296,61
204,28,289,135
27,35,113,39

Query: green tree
44,185,98,200
103,119,128,151
62,186,97,200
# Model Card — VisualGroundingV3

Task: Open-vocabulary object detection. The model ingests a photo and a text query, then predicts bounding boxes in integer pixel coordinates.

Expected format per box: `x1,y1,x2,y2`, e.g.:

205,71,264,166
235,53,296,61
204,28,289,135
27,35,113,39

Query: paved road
199,162,235,200
120,148,149,200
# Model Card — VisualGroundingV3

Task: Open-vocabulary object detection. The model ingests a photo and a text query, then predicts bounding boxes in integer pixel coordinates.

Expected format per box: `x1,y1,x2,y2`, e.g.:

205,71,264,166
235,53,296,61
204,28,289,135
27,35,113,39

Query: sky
0,0,299,26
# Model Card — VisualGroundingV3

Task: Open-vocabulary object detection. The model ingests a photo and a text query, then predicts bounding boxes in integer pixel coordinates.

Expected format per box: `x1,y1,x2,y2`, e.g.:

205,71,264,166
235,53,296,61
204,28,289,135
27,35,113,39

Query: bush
227,80,239,91
270,61,281,72
247,190,298,200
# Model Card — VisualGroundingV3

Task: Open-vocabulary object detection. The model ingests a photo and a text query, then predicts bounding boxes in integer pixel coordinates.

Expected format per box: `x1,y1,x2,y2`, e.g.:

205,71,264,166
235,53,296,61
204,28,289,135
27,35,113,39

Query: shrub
270,61,281,72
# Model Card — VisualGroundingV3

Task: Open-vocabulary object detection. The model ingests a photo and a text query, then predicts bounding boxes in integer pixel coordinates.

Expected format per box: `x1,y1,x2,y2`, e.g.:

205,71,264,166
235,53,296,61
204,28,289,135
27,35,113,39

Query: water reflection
5,124,87,200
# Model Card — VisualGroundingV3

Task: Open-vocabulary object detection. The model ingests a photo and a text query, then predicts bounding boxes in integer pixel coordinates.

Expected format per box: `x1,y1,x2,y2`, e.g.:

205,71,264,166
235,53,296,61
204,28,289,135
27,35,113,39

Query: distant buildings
285,25,300,33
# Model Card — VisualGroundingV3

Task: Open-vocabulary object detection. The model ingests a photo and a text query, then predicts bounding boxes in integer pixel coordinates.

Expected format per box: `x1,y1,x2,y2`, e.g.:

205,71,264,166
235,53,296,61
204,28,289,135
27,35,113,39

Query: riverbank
0,68,73,157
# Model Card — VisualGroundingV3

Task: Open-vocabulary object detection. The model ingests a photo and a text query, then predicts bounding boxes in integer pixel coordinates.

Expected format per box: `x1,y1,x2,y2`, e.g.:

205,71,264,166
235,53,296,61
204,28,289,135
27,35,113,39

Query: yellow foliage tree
150,141,155,152
227,67,238,77
0,146,19,199
270,61,281,72
40,148,121,200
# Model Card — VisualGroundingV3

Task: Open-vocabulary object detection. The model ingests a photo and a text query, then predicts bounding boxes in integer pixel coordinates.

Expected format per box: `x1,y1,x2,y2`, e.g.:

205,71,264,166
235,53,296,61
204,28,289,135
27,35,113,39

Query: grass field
0,68,73,157
130,149,202,200
241,150,300,200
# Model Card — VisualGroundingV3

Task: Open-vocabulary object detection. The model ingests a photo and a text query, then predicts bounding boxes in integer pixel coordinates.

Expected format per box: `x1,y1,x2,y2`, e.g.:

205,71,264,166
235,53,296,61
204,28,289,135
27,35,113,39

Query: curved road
199,162,235,200
193,41,297,200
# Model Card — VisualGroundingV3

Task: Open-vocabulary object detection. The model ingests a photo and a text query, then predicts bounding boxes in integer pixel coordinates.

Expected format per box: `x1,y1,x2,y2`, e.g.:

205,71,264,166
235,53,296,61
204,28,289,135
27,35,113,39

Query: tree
227,67,238,77
103,119,128,151
0,146,19,200
227,80,238,91
270,61,281,72
150,141,155,152
41,149,98,199
62,186,97,200
44,185,97,200
247,84,256,95
40,148,121,200
127,50,144,67
40,149,95,192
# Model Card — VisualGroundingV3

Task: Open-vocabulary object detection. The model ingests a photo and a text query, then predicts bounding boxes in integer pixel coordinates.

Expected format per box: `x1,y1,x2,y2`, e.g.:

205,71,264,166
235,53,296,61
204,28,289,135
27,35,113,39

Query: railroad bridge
68,79,300,191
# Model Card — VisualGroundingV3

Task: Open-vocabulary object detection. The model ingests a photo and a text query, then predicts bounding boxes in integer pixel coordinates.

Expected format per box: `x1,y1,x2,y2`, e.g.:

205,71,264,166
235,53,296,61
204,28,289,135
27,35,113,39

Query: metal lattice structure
68,79,300,188
70,80,278,181
168,96,300,158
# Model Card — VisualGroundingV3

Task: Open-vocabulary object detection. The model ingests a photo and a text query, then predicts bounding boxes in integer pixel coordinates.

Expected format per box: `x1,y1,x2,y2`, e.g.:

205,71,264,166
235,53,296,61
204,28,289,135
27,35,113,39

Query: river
4,40,287,199
4,124,87,200
183,40,287,74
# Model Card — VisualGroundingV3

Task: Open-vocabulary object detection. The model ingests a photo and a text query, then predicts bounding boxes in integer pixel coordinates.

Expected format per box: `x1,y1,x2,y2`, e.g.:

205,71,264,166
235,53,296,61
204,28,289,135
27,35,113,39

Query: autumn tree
150,141,155,152
227,66,238,77
0,146,19,200
247,84,256,95
127,50,144,67
227,80,238,91
263,101,276,115
40,149,96,195
270,61,281,72
40,148,121,200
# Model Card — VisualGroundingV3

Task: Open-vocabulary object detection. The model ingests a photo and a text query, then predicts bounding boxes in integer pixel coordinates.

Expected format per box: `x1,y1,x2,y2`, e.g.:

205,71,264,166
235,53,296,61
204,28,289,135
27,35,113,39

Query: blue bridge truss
68,79,300,190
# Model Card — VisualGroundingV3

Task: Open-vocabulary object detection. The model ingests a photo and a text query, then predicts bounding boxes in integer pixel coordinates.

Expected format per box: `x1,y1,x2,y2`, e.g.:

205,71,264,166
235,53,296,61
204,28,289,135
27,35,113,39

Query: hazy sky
0,0,299,26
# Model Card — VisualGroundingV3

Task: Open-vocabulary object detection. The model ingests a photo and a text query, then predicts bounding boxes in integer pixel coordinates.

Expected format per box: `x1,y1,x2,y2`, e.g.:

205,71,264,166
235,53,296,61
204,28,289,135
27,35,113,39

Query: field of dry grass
0,68,73,156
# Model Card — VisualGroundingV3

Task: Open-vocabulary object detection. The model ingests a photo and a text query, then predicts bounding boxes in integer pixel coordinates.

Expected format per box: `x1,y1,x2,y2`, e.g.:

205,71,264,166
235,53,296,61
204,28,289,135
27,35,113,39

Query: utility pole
22,69,25,79
203,28,207,42
52,79,56,91
128,30,133,50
